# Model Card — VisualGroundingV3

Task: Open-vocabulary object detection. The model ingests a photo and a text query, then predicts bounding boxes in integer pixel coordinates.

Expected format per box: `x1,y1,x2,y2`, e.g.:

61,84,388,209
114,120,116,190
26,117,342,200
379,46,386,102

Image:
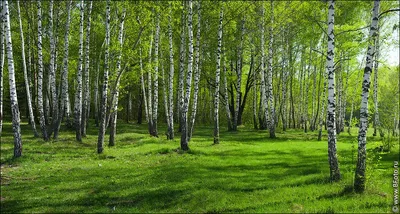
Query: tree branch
379,8,400,19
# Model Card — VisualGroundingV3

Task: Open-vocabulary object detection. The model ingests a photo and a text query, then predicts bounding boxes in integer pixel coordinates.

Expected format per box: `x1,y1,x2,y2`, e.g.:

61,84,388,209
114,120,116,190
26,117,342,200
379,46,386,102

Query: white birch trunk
109,8,126,146
37,1,49,141
267,0,275,138
17,1,38,137
0,13,3,137
188,0,201,141
147,30,153,135
167,3,175,140
178,2,186,133
97,0,111,154
355,0,380,192
140,47,149,123
326,0,340,182
55,0,72,139
82,1,93,137
213,5,223,145
151,13,160,137
372,27,380,137
3,0,22,157
74,0,84,141
181,0,194,150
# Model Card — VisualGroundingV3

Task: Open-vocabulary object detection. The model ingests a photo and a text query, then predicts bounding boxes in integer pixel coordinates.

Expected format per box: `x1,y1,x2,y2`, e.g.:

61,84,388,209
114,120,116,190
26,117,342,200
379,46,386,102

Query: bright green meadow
0,121,399,213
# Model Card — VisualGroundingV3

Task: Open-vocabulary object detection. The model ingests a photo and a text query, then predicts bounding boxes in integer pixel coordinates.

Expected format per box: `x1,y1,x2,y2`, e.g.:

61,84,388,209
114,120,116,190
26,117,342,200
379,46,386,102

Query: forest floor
0,120,399,213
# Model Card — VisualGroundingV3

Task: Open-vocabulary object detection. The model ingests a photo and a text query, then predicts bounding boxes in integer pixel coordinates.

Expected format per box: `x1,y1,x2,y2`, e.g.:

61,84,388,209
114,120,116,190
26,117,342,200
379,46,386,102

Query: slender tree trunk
355,0,380,193
0,14,3,137
178,1,186,133
223,57,233,131
188,1,201,141
55,0,72,139
47,0,58,137
97,0,111,154
260,4,268,131
139,47,148,124
181,0,194,150
82,1,93,137
37,1,49,141
267,0,275,138
94,53,99,127
3,0,22,157
373,27,380,137
326,0,340,182
109,8,126,146
147,30,153,135
167,4,175,140
213,5,223,145
17,1,39,137
253,57,258,130
74,0,85,142
318,61,327,141
151,12,160,137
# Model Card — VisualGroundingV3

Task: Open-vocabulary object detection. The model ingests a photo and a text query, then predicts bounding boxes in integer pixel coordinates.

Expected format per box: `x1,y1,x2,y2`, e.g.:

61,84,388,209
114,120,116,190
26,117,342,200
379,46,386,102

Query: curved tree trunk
37,1,49,141
97,0,111,154
181,0,194,150
82,1,93,137
355,0,380,193
223,56,233,131
4,0,22,157
326,0,340,182
109,8,126,146
140,47,148,124
17,1,38,137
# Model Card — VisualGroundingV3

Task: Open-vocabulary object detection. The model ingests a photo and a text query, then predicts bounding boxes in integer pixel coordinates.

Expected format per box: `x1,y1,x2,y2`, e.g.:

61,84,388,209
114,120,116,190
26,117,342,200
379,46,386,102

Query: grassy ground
1,120,399,213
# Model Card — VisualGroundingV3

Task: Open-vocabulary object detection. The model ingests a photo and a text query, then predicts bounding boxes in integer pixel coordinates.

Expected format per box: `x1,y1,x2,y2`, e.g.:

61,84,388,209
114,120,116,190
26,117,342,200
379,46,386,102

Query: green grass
1,120,399,213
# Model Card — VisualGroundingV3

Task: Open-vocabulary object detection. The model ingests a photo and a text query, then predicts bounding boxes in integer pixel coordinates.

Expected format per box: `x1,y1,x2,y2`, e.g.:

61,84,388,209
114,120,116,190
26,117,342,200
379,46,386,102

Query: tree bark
355,0,380,193
372,27,380,137
223,56,233,131
267,0,275,138
326,0,341,182
109,8,126,146
181,0,194,150
3,0,22,157
0,12,3,137
37,1,49,141
74,0,85,142
167,3,175,140
178,1,186,133
259,3,268,131
188,1,201,141
82,1,93,137
17,1,39,137
55,0,72,139
140,47,148,124
213,5,223,145
151,12,160,137
97,0,111,154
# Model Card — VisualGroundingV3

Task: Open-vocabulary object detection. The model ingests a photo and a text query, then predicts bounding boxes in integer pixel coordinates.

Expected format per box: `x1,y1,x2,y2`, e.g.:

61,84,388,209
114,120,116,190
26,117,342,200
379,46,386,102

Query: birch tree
98,0,111,154
354,0,380,193
151,12,160,137
147,30,153,135
213,5,223,145
74,0,85,141
181,0,194,150
3,0,22,157
17,1,38,137
188,0,201,141
260,3,269,131
0,10,3,137
109,8,126,146
140,47,148,124
55,0,72,139
167,3,175,140
82,1,93,137
178,2,186,133
267,0,276,138
37,1,49,141
372,26,380,137
326,0,340,182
